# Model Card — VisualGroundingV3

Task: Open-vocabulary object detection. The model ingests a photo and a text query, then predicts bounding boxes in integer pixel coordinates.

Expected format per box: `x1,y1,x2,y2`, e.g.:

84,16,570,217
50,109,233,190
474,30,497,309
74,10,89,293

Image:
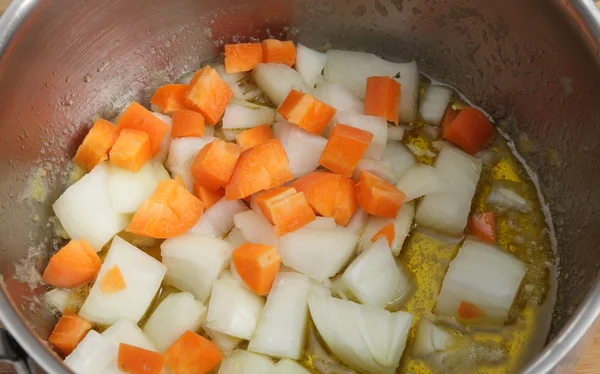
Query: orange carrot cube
232,243,282,295
100,266,127,294
458,301,487,320
319,124,373,178
150,84,189,114
42,240,102,288
255,187,296,223
356,171,405,218
468,211,496,243
278,90,336,135
262,39,296,67
73,119,119,172
185,66,233,125
224,43,263,73
192,139,243,192
442,107,494,154
118,343,165,374
371,222,395,247
364,76,401,125
236,124,274,149
165,330,223,374
194,183,225,210
116,102,170,157
171,110,205,138
109,129,151,172
256,187,316,235
48,311,92,357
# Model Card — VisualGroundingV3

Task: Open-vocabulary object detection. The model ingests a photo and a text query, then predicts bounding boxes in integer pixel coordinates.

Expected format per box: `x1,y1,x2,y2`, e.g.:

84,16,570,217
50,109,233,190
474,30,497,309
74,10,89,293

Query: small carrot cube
118,343,165,374
236,124,274,150
165,330,223,374
458,301,487,320
171,110,205,138
117,102,170,157
371,222,395,247
192,139,243,192
185,66,233,125
442,107,494,154
256,187,316,235
109,129,151,172
48,311,92,357
100,266,127,294
468,211,496,243
356,171,405,218
364,76,401,125
232,243,282,295
278,90,336,135
224,43,263,73
42,240,102,288
262,39,297,67
225,139,293,200
194,183,225,210
319,124,373,178
150,84,189,114
73,119,119,172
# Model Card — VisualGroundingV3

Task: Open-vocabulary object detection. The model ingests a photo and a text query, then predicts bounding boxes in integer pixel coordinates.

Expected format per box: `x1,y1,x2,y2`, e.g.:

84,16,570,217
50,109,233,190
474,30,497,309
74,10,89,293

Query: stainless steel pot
0,0,599,373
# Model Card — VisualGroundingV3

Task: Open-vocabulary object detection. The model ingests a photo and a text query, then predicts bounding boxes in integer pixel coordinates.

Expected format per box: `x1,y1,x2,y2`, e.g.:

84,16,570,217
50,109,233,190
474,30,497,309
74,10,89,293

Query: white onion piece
53,163,129,251
213,64,246,99
273,121,327,178
278,225,358,281
102,319,158,352
165,136,215,192
352,159,396,184
345,208,369,236
64,331,114,374
328,111,387,160
222,99,276,129
419,85,453,125
151,112,173,163
46,288,70,313
107,162,169,214
387,260,415,311
218,350,276,374
234,210,279,247
204,326,242,356
412,318,457,358
219,128,243,141
303,217,337,230
415,147,482,236
295,44,328,89
308,295,413,374
435,239,527,324
176,70,195,85
387,126,405,141
252,63,308,106
358,201,415,256
487,186,531,212
78,237,166,325
323,50,419,122
275,359,311,374
395,164,444,202
312,82,363,113
309,279,332,298
206,279,265,339
188,198,248,238
226,227,246,248
330,275,355,301
381,142,416,180
161,233,232,303
342,239,401,308
219,270,234,280
143,292,206,352
249,273,310,359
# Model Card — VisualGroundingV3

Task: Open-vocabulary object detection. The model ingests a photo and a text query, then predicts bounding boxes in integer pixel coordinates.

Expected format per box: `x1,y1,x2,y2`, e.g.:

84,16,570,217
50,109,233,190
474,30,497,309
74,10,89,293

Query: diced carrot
164,330,223,374
278,90,336,135
150,84,189,114
185,66,233,125
256,188,316,235
255,187,295,223
232,243,282,295
194,183,225,210
127,179,204,238
371,222,395,246
442,107,494,154
236,124,274,150
191,139,243,192
73,119,120,172
319,124,373,177
171,110,205,138
225,139,293,200
224,43,263,73
356,171,405,218
261,39,296,67
364,76,401,125
100,266,127,294
109,129,151,172
291,172,357,226
42,240,102,288
117,102,170,157
458,301,487,320
468,211,496,243
441,106,458,129
118,343,165,374
48,311,92,357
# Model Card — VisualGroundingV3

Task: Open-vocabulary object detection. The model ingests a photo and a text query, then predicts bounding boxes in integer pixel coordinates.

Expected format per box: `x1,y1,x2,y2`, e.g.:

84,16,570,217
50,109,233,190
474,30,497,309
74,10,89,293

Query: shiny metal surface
0,0,599,373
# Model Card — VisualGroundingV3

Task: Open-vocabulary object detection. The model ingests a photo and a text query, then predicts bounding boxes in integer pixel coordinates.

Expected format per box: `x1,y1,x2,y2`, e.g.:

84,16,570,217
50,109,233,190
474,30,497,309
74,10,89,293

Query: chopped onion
213,64,246,99
358,201,415,256
387,259,415,311
53,163,130,251
143,292,206,352
64,330,114,374
309,279,332,298
222,99,276,129
161,233,232,303
419,85,453,125
387,126,405,141
312,82,363,113
249,273,310,359
329,275,355,301
46,288,70,313
78,237,166,325
206,279,265,339
352,159,396,184
303,217,337,230
102,318,158,352
275,359,312,374
412,318,458,358
415,147,482,236
176,70,195,85
165,136,215,192
308,294,413,374
151,112,173,163
220,128,243,141
435,239,528,324
328,112,387,160
107,162,170,214
273,121,327,178
189,198,248,238
234,210,279,247
226,227,246,248
345,208,369,236
252,63,308,106
295,43,328,89
395,163,444,202
487,185,531,212
204,326,242,356
218,350,275,374
381,142,416,180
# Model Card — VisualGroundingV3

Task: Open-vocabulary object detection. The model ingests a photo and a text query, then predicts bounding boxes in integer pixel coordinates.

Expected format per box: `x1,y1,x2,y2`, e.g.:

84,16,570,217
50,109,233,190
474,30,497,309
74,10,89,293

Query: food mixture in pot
41,39,556,374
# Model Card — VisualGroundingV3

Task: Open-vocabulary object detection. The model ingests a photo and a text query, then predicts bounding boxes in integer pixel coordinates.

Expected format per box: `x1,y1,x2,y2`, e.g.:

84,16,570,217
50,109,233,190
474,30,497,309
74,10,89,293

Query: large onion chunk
188,197,248,238
345,208,369,236
419,85,453,125
222,98,276,129
312,82,363,113
78,237,166,325
165,136,215,192
63,330,114,374
395,163,444,202
328,111,388,160
412,318,457,358
273,121,327,178
252,63,308,106
295,43,328,89
107,162,170,214
46,288,71,313
358,201,415,256
218,350,275,374
381,142,416,180
234,210,279,247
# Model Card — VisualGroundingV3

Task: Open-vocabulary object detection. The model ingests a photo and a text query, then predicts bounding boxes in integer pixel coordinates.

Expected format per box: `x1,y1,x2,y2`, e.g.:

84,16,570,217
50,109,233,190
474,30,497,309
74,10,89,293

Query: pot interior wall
0,0,599,369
